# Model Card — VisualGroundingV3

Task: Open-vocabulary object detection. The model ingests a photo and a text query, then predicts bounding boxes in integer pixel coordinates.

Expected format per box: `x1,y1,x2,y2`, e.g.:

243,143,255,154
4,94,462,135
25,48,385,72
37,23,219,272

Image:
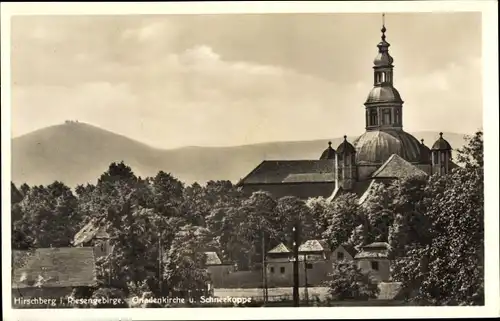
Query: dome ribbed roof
319,141,336,160
431,133,452,150
353,130,422,164
365,86,403,104
337,136,356,155
373,50,394,67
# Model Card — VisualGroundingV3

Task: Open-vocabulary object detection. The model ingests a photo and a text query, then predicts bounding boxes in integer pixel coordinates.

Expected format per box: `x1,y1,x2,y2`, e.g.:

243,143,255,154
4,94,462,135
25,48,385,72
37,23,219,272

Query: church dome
373,49,394,67
319,141,336,160
337,136,356,155
365,86,403,104
353,130,423,164
431,132,452,150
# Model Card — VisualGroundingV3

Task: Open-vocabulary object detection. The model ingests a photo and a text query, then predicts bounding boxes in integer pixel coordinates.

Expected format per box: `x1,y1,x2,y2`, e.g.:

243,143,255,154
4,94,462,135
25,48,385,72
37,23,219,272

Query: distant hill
11,122,469,188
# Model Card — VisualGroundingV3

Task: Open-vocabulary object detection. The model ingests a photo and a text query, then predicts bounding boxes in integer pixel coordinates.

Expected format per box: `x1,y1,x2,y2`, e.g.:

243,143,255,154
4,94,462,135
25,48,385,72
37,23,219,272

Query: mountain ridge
11,122,470,188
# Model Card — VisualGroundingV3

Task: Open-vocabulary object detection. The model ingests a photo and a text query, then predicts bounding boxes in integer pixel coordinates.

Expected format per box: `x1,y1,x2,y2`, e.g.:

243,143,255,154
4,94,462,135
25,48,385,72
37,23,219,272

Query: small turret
335,136,357,190
320,141,336,160
431,132,453,175
419,138,431,164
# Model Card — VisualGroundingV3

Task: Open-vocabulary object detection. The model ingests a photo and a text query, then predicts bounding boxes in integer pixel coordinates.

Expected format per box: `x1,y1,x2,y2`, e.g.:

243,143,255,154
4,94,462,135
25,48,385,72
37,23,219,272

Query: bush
323,263,379,301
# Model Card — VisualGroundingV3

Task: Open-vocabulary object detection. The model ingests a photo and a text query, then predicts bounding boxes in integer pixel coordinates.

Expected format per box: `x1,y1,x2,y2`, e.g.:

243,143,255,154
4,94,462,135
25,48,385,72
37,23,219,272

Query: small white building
354,242,391,282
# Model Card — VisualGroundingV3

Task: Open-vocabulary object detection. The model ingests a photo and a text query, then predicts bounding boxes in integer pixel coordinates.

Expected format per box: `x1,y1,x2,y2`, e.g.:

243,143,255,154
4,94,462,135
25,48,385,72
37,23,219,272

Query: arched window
381,72,386,83
382,109,391,125
395,108,400,125
369,110,378,126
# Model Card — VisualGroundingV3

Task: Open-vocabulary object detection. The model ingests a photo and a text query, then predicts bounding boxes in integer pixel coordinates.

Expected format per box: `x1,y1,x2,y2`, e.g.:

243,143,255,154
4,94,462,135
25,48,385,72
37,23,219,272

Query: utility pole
261,230,268,304
292,221,300,307
303,254,309,305
158,231,163,295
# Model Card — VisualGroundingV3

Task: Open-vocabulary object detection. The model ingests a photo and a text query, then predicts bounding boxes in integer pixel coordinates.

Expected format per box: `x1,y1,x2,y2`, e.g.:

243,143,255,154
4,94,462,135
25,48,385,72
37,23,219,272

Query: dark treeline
11,131,484,306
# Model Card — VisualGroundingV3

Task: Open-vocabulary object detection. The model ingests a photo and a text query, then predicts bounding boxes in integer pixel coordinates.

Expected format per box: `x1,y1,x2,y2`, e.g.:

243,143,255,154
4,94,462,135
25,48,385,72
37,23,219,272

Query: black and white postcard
2,1,499,320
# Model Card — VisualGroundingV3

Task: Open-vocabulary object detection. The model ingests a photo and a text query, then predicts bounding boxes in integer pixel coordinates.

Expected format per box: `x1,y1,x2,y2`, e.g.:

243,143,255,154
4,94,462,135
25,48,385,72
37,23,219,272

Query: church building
237,21,458,202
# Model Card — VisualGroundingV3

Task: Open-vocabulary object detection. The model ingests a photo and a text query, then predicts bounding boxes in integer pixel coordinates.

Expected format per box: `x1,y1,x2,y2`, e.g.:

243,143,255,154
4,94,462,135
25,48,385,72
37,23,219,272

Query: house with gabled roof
73,218,113,259
12,247,98,307
204,251,235,290
265,240,334,287
355,242,391,282
331,244,358,263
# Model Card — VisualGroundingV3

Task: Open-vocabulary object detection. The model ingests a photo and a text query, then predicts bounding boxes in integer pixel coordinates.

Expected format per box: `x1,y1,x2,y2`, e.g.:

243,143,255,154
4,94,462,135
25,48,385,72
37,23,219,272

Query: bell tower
365,14,404,132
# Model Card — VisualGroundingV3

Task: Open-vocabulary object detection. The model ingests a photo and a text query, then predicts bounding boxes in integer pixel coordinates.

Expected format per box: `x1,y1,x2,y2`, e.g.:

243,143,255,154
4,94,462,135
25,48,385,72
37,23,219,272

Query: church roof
329,179,373,203
371,154,428,179
336,136,356,155
355,242,390,259
319,141,336,160
357,179,381,205
365,86,403,104
431,132,453,150
12,247,97,289
204,251,222,265
298,239,329,253
336,244,359,257
238,160,335,185
73,218,109,246
354,129,423,164
268,243,291,254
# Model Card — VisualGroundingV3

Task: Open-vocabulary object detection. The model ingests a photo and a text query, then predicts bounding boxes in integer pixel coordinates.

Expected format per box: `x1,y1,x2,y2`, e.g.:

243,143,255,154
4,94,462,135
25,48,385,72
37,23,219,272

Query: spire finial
421,138,424,144
343,135,347,141
439,132,443,138
381,13,387,41
328,141,332,147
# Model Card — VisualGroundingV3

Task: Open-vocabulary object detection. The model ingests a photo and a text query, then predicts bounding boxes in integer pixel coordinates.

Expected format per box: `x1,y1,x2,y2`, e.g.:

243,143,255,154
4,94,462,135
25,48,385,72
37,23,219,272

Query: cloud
12,42,482,148
121,20,173,42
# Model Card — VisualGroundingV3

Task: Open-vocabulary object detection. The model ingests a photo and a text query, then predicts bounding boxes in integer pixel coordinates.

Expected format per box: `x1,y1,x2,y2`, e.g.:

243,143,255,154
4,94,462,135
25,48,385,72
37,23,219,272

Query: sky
10,12,482,149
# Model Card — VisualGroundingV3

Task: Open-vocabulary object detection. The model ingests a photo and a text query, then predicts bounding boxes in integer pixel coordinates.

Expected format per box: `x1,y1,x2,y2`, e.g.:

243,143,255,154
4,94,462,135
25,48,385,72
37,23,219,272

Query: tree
387,175,432,258
324,262,379,301
305,197,329,237
392,131,484,305
183,180,243,228
456,130,483,170
98,161,137,185
164,225,211,301
231,191,277,270
322,193,361,250
11,182,24,204
347,223,370,251
275,196,314,248
14,181,81,248
362,182,395,242
20,183,31,197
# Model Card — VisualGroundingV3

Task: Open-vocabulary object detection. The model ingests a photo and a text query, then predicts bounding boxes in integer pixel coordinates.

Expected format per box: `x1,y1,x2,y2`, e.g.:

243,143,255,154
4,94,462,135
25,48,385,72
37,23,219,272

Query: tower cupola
320,141,337,160
364,14,404,132
431,132,453,175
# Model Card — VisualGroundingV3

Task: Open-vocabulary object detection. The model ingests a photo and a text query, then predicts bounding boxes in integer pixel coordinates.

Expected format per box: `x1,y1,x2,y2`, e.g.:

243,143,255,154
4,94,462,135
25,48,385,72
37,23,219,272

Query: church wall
357,165,380,180
415,164,432,175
